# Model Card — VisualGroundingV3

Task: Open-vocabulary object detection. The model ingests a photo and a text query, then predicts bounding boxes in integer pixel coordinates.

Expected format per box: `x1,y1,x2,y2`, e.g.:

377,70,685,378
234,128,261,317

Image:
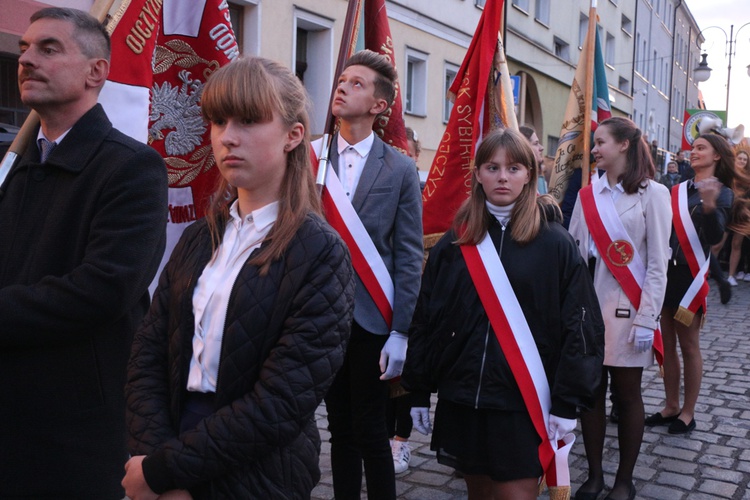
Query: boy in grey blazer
322,50,423,499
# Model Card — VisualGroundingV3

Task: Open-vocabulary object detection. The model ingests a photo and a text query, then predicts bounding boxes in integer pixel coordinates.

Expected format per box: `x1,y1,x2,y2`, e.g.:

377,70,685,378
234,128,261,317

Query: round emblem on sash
606,240,634,267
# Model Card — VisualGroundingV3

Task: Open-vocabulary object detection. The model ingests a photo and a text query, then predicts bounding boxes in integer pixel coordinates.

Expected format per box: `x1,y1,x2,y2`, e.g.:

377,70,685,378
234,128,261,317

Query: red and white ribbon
311,140,394,327
671,183,709,320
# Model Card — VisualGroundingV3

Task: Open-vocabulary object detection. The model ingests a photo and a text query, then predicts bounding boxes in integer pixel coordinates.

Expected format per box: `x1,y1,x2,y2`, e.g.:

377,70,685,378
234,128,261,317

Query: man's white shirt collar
337,131,374,157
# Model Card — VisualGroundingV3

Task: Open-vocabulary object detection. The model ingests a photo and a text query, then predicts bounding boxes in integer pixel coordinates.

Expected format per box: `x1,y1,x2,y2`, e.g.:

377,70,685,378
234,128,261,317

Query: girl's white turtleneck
485,200,515,227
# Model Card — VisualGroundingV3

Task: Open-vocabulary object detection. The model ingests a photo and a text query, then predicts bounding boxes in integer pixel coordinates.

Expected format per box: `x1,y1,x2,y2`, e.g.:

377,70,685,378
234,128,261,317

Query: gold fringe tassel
673,306,695,327
549,485,571,500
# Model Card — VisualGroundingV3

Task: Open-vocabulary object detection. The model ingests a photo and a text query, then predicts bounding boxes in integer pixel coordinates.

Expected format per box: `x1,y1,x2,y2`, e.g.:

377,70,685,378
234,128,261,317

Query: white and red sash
311,140,394,327
579,182,664,365
461,233,574,491
671,182,710,326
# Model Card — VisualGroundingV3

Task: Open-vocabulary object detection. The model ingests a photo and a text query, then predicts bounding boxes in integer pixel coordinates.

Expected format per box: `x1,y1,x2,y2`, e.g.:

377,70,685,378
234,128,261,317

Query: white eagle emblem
149,70,207,156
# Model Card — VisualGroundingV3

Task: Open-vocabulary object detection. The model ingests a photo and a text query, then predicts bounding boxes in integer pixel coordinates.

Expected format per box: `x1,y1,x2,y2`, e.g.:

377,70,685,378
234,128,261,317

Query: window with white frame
443,62,459,123
293,8,334,135
405,48,428,116
621,14,632,37
228,0,260,55
512,0,530,12
546,135,559,158
605,32,615,66
618,77,630,94
553,37,570,61
535,0,550,25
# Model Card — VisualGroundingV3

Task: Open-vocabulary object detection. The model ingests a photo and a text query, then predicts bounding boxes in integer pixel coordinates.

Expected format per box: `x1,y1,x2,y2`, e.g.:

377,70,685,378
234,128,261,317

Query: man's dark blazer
328,133,423,335
0,104,168,499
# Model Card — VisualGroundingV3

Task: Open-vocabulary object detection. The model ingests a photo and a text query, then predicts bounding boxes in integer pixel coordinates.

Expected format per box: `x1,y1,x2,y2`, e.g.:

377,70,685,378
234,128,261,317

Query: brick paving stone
639,484,688,499
704,444,736,458
658,458,699,475
710,407,740,418
407,470,451,487
697,454,736,469
652,445,699,461
656,471,696,489
700,466,745,483
698,479,738,498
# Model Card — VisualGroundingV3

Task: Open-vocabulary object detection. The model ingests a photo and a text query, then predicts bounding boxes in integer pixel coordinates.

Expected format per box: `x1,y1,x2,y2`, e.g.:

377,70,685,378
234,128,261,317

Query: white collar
228,200,279,230
595,175,625,195
36,127,72,146
338,131,375,157
486,201,515,226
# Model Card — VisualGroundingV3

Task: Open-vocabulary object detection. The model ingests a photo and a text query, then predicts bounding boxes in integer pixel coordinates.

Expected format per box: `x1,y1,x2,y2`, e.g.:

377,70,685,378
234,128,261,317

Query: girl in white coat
569,117,672,500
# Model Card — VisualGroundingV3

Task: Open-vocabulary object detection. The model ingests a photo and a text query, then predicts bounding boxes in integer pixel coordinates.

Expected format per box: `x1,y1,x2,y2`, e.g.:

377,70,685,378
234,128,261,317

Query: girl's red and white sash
579,183,664,365
671,182,709,326
311,140,394,327
461,232,574,491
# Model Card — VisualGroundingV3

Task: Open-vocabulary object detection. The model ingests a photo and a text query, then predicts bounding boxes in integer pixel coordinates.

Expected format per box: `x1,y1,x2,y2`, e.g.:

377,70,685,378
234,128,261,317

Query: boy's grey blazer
328,133,424,335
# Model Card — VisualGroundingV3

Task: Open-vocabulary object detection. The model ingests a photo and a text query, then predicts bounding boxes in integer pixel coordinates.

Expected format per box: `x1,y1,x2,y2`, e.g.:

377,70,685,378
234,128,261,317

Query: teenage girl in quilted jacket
121,56,355,500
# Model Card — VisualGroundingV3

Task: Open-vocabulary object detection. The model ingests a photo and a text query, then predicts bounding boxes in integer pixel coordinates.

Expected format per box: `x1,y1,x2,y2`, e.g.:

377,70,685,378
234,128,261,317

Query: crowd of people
3,6,750,500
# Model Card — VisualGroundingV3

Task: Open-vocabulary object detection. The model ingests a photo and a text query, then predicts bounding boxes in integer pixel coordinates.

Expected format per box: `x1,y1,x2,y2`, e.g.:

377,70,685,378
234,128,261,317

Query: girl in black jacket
121,57,355,499
401,129,604,500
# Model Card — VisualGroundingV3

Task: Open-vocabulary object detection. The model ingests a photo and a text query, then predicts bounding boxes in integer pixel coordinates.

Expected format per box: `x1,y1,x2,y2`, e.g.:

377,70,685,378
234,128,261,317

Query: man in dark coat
0,8,167,499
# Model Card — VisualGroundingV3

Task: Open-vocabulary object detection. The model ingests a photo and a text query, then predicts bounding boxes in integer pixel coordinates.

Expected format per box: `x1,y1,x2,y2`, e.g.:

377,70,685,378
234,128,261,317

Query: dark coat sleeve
694,185,733,246
551,229,605,417
139,227,355,492
401,232,454,408
0,146,167,347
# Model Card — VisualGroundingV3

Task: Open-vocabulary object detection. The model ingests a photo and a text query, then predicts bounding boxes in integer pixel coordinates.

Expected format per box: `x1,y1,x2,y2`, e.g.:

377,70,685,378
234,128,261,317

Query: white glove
628,325,654,353
379,332,408,380
547,414,577,442
411,407,432,435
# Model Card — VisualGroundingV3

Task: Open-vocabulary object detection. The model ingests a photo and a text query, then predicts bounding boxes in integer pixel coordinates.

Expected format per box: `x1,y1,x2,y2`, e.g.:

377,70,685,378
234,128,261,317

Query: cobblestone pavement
312,279,750,499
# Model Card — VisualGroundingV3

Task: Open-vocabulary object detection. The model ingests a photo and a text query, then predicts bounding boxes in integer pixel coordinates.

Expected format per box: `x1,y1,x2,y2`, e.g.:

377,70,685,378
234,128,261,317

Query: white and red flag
100,0,238,288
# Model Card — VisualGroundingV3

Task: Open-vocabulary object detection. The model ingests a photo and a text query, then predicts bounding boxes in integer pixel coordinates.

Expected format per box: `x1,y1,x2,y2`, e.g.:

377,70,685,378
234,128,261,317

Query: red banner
421,0,506,238
364,0,408,153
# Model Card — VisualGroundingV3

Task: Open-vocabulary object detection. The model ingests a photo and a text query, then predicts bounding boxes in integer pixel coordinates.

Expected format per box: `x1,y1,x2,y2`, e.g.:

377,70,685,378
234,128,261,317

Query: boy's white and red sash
311,140,394,327
578,182,664,365
670,182,710,326
461,232,574,494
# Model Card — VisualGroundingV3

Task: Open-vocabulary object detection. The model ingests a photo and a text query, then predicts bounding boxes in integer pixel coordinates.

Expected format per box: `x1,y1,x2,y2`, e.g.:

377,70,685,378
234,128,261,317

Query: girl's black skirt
431,399,542,482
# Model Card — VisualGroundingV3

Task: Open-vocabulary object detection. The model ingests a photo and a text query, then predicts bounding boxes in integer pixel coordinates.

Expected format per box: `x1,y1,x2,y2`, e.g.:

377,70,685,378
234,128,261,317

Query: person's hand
122,455,158,500
547,414,576,442
411,407,432,435
695,176,722,211
158,490,193,499
628,325,654,353
379,332,408,380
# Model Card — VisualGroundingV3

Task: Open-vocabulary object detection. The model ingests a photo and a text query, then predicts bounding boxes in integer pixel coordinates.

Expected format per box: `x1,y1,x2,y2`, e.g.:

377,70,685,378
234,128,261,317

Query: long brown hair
734,150,750,195
597,117,654,194
201,56,320,274
454,129,560,246
695,133,736,189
